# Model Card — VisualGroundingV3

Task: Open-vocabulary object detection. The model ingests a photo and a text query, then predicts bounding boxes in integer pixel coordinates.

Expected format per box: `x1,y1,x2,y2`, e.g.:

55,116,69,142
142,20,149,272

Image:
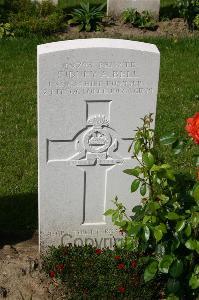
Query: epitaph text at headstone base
107,0,160,18
38,39,160,251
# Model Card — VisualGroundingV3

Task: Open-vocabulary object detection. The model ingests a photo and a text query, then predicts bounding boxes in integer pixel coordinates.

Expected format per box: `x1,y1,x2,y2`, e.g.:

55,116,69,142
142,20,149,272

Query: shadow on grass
0,193,38,247
159,4,180,20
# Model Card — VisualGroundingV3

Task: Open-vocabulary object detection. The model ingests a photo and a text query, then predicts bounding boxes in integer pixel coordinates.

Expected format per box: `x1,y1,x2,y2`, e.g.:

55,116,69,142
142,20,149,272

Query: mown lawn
0,36,198,232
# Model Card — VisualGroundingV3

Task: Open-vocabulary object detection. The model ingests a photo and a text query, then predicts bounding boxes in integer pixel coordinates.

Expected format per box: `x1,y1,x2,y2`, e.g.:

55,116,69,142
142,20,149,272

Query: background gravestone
35,0,58,4
107,0,160,18
38,38,160,251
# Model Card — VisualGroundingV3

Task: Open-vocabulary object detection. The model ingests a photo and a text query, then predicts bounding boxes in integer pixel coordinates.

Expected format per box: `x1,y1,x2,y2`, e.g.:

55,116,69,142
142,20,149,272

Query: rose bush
105,113,199,300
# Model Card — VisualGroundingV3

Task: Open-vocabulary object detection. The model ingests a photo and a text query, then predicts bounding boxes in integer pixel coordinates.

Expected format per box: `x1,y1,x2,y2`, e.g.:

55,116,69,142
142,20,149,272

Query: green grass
0,36,198,232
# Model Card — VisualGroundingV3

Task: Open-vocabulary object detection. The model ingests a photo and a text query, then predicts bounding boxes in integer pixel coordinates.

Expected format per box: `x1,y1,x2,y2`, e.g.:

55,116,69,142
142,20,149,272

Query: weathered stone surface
107,0,160,18
38,38,160,251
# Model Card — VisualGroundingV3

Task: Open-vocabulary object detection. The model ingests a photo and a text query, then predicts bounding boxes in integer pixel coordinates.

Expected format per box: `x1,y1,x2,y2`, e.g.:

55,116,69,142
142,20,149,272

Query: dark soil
57,18,198,40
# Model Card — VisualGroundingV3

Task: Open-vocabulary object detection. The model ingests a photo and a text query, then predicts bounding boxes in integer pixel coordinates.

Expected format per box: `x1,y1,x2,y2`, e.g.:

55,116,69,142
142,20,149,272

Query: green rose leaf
166,212,180,220
169,260,183,278
189,274,199,289
123,167,141,176
193,182,199,202
143,225,150,241
132,205,142,213
131,179,140,192
159,255,174,273
154,228,163,242
185,239,198,251
104,209,115,216
144,261,158,282
175,220,185,232
160,132,177,145
134,140,141,155
184,224,192,237
140,183,147,196
142,152,155,169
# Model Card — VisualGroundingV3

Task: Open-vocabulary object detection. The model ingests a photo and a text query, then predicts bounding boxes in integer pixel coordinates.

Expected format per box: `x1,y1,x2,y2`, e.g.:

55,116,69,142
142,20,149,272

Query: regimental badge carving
64,114,123,166
84,115,112,154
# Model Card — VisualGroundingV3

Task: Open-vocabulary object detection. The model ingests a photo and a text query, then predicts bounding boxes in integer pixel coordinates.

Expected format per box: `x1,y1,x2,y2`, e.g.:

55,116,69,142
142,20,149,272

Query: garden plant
68,1,106,32
105,113,199,299
121,9,157,30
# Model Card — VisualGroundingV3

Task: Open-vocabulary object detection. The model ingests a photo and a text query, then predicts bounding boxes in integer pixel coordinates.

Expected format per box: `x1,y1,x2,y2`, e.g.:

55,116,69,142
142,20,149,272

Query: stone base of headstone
107,0,160,19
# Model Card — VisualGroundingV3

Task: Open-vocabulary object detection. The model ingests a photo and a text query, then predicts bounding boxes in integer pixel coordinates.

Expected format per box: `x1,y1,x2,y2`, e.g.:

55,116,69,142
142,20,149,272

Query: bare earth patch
0,234,63,300
57,18,198,40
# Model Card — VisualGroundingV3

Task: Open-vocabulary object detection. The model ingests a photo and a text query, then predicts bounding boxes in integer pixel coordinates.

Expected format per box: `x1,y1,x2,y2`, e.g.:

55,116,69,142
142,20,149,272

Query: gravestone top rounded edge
37,38,159,55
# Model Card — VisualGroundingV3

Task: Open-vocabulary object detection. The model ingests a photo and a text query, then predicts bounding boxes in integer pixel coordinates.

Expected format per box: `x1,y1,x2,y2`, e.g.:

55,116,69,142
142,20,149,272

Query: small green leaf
189,274,199,289
160,133,177,145
143,225,150,241
134,140,141,155
184,224,192,237
144,261,158,282
104,209,115,216
169,260,183,278
175,220,185,232
154,228,163,242
193,182,199,202
140,183,147,196
159,255,174,273
166,212,180,220
190,212,199,228
123,167,141,176
185,239,197,250
132,205,142,213
158,223,167,233
143,215,151,224
142,152,155,169
131,179,140,192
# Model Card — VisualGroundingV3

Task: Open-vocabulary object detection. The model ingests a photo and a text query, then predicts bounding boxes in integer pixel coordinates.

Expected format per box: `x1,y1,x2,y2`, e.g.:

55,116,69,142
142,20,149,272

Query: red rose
185,112,199,144
118,286,125,293
117,263,125,270
131,260,137,268
114,255,121,260
49,271,55,278
56,264,64,271
95,248,102,254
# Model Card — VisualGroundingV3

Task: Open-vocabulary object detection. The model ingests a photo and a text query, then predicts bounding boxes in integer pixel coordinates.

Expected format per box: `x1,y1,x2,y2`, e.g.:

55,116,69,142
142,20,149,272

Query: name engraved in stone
42,60,153,96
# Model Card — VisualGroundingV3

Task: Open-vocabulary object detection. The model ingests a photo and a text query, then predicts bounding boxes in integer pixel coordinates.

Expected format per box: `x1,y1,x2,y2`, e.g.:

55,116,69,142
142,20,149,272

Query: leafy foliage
105,114,199,299
177,0,199,30
2,0,65,36
43,245,164,299
194,13,199,28
0,22,14,38
68,1,106,32
121,9,157,30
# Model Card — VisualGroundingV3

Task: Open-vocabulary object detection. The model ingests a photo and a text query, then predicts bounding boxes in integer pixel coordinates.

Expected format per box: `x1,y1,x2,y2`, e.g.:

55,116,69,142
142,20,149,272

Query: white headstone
107,0,160,18
38,38,160,251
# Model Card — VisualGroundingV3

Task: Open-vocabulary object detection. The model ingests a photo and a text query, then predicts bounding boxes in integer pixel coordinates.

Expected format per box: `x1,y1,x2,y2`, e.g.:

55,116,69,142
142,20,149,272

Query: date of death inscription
41,60,153,96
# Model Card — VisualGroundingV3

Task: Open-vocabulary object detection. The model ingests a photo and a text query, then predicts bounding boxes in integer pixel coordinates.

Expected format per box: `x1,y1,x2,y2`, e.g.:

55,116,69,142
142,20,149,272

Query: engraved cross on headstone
48,100,125,225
